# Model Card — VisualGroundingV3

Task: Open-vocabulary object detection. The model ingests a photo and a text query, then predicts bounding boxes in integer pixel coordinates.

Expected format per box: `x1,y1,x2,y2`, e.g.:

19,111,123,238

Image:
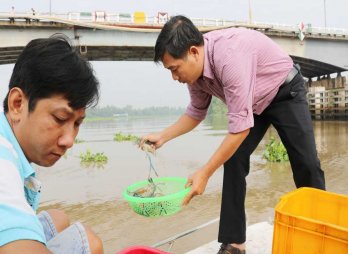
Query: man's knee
83,224,104,254
46,209,70,233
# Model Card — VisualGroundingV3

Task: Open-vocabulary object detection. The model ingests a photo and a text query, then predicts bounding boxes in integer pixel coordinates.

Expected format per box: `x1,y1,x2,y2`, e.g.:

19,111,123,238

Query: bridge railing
256,21,348,36
1,11,348,36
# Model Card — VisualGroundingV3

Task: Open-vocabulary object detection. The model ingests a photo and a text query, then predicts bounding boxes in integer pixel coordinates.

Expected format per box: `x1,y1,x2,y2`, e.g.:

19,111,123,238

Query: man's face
7,89,85,167
162,46,203,85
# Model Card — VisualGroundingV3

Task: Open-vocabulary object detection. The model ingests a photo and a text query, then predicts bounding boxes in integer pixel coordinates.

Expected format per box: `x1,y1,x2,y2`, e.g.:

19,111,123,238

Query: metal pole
248,0,253,24
49,0,52,15
152,217,220,249
323,0,327,29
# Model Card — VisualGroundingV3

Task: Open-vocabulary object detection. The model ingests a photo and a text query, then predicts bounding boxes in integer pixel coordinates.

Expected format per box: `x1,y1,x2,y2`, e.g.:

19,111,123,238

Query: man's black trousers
218,73,326,244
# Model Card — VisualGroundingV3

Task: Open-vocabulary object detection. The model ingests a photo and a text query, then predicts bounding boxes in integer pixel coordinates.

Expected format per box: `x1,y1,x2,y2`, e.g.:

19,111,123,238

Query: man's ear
189,46,201,60
7,87,27,121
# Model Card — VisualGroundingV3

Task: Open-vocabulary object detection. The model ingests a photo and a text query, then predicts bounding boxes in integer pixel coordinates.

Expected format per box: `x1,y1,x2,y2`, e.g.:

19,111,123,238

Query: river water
37,116,348,253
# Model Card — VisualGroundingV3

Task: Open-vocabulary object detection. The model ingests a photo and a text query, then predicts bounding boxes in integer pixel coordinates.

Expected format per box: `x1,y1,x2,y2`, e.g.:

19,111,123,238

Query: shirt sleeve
0,159,46,246
185,83,212,121
213,43,256,133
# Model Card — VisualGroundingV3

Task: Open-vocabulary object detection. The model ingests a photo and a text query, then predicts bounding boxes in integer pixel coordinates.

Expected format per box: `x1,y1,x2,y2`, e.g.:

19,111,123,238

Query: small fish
129,183,156,198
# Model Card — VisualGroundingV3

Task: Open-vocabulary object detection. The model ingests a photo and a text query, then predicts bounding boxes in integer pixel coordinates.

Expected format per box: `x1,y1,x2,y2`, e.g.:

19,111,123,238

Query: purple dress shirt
185,28,293,133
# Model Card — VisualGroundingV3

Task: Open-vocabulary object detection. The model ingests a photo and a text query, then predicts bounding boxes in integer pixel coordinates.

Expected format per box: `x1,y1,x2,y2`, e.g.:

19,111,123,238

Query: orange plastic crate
272,187,348,254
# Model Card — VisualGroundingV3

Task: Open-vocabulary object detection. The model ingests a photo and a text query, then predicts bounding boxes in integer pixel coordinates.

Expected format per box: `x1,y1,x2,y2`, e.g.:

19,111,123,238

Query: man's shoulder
205,27,252,37
204,27,256,53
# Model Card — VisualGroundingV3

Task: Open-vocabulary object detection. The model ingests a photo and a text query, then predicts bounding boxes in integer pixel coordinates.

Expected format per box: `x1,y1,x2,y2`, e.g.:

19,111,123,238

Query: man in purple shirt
142,15,325,254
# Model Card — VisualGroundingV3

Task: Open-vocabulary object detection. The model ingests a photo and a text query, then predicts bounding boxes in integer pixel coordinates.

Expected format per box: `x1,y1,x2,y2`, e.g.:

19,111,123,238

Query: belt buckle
294,64,301,71
285,66,298,84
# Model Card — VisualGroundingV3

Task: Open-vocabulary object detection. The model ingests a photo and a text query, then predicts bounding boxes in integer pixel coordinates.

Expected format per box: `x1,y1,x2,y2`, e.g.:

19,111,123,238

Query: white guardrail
1,11,348,36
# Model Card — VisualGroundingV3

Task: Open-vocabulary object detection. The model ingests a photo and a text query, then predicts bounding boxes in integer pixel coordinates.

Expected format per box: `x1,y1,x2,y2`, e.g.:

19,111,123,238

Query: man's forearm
161,114,201,142
202,129,250,177
0,240,53,254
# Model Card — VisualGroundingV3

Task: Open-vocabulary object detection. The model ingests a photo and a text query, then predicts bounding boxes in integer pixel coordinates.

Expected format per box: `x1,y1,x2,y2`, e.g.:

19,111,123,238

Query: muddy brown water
37,116,348,253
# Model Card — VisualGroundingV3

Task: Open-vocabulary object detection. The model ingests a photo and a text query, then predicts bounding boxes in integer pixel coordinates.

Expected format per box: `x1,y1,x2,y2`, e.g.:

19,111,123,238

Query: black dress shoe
217,243,246,254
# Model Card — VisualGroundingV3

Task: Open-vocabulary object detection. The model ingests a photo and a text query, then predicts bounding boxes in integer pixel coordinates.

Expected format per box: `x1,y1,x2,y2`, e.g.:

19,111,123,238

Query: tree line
86,98,227,118
86,105,185,118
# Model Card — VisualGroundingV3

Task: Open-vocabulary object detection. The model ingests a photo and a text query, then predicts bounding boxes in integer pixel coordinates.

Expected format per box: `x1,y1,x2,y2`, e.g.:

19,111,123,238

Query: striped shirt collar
201,37,215,81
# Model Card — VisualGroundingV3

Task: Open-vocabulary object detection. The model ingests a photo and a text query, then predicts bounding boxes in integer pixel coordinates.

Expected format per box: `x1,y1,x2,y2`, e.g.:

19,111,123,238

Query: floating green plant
80,149,108,163
263,137,289,162
113,132,139,142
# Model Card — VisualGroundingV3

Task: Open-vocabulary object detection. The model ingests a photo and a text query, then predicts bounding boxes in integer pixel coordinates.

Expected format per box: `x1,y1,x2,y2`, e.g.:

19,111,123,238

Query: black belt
283,64,300,85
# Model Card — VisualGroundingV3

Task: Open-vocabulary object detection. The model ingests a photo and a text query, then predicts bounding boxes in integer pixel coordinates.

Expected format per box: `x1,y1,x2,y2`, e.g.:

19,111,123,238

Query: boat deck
186,222,273,254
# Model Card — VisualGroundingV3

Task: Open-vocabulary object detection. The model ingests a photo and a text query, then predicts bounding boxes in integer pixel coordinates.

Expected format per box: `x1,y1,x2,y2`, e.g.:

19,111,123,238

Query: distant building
307,76,348,119
113,113,129,117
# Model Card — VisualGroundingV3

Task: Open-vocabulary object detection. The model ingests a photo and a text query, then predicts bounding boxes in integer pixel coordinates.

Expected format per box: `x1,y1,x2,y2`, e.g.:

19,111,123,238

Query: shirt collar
0,112,35,178
202,37,215,81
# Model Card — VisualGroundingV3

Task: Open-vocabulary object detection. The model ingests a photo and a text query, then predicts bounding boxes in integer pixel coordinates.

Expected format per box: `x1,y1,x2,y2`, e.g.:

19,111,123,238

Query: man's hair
3,35,99,112
154,15,203,63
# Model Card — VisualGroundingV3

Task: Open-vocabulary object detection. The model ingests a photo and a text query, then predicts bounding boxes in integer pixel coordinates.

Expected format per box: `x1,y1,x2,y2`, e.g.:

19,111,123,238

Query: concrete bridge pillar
307,75,346,89
307,75,348,120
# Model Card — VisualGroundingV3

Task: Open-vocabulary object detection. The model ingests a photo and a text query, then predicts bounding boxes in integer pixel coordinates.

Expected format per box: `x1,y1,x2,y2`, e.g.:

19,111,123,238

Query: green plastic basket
123,177,191,217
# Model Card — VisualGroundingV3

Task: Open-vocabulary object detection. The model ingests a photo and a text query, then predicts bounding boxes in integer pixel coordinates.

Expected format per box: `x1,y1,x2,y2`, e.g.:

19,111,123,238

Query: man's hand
182,168,210,205
140,132,165,150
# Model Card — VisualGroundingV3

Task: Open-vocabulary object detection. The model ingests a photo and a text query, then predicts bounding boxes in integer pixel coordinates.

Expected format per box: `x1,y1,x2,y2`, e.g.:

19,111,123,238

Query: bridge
1,12,348,79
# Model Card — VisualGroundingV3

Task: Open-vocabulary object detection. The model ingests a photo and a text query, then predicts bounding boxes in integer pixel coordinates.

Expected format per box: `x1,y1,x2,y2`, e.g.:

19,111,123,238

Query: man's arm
141,113,201,149
0,240,52,254
183,128,250,205
162,114,201,141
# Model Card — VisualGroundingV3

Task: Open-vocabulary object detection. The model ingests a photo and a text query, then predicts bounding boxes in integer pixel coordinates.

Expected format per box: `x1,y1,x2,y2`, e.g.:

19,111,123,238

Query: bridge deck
1,14,347,78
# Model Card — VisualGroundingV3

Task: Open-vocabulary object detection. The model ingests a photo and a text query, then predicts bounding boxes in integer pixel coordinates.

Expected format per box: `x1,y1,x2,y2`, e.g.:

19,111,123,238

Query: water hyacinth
263,137,289,162
80,149,108,163
113,132,139,142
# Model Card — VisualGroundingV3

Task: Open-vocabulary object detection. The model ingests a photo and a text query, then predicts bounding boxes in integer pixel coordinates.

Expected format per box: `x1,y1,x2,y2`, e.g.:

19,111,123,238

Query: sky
1,0,348,108
0,62,189,109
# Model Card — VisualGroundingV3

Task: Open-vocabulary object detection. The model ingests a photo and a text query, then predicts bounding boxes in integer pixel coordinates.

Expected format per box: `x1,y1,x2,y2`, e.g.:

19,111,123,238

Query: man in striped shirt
142,15,325,254
0,36,103,254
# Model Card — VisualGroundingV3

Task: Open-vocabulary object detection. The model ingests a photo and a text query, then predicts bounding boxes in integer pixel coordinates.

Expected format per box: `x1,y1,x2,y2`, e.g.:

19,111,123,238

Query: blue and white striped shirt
0,112,46,246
